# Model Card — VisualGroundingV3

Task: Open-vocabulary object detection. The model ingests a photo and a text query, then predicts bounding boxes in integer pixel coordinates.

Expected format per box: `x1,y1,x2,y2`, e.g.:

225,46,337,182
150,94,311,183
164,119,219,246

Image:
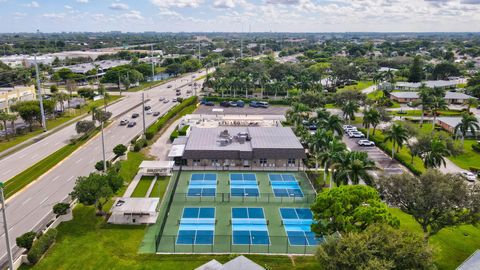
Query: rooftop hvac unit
218,138,231,146
237,136,246,144
219,129,230,138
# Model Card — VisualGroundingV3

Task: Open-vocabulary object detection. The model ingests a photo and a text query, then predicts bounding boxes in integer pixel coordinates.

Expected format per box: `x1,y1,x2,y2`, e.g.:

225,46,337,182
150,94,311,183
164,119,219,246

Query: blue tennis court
187,173,217,197
230,173,259,197
177,207,215,245
269,174,304,198
280,208,318,246
231,207,270,245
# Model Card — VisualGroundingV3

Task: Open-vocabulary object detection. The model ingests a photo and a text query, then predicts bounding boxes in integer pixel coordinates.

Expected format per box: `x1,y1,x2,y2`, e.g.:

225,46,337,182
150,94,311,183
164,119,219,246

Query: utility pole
34,55,47,132
101,121,106,173
197,40,200,60
0,182,14,270
141,92,146,135
150,44,155,81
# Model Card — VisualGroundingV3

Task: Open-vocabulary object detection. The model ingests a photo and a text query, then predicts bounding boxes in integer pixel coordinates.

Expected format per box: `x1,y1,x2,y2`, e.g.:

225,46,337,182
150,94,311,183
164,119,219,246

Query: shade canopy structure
108,197,159,224
139,161,175,176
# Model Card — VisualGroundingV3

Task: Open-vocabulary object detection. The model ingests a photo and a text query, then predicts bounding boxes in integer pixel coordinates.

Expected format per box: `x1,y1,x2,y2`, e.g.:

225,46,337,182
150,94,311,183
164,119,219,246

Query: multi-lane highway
0,70,207,266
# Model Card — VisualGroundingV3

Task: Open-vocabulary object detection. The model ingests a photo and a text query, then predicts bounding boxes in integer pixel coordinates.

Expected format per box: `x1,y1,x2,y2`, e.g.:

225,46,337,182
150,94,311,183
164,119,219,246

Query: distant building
437,117,480,136
389,91,475,104
395,80,460,91
53,60,130,76
181,127,306,170
0,85,36,112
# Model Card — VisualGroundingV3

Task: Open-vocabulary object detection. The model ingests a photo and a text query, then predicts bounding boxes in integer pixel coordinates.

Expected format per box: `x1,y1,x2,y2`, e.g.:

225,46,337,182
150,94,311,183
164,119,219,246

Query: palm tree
319,138,346,188
323,115,344,136
423,139,451,168
341,100,359,124
332,151,378,186
384,123,409,159
0,112,17,140
362,108,381,140
454,113,480,145
418,86,432,127
464,98,478,114
429,95,448,132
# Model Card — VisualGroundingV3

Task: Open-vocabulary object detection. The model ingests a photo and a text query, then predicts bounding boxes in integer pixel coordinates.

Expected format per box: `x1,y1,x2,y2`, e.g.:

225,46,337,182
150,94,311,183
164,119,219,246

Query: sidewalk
148,118,182,161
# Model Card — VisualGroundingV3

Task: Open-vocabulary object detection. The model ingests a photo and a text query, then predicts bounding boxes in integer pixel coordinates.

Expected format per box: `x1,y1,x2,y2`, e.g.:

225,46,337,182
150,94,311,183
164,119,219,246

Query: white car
163,99,169,103
343,125,354,131
146,110,153,115
461,171,477,182
349,131,365,138
358,139,375,146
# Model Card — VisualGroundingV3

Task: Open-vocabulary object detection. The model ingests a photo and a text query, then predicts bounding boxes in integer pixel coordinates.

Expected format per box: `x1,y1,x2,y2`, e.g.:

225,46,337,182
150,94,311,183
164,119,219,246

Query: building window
287,158,295,166
259,158,267,166
193,159,200,163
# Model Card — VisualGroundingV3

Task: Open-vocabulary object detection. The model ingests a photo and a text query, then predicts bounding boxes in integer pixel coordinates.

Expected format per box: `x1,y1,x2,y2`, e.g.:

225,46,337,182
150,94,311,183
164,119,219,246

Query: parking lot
195,104,289,115
342,133,406,176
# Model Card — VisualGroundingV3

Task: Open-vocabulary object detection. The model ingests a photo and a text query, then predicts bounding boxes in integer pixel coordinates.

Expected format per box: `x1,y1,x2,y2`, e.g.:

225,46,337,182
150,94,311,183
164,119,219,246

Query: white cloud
42,13,66,19
23,1,39,8
110,3,129,11
76,0,89,3
151,0,204,8
119,10,144,20
64,5,73,9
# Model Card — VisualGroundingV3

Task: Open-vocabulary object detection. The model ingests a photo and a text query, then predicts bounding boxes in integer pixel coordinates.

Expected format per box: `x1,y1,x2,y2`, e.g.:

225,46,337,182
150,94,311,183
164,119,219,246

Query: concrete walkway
123,173,143,197
440,158,465,174
145,176,157,197
148,118,182,161
361,85,377,95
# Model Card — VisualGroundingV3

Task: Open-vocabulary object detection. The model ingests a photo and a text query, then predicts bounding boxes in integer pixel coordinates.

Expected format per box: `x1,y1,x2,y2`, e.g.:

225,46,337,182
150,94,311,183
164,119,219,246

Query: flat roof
396,80,459,88
390,91,475,100
168,144,185,158
139,160,174,169
110,197,159,214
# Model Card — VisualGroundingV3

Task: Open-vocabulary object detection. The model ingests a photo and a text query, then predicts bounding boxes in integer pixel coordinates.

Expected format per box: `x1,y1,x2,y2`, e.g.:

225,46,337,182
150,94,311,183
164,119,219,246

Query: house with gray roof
181,127,306,170
390,91,475,104
395,80,461,91
195,255,265,270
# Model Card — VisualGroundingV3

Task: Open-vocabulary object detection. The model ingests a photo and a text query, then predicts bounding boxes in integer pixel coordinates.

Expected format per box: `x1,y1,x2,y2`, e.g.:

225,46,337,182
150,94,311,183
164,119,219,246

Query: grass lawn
389,208,480,270
367,90,383,100
338,80,373,91
324,103,337,109
131,176,155,197
149,176,169,197
449,139,480,170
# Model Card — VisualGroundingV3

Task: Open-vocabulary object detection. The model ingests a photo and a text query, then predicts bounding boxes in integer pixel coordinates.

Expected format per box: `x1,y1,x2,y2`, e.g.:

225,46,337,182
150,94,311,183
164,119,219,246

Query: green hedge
145,96,197,140
472,143,480,153
179,125,189,136
170,130,179,142
27,229,57,264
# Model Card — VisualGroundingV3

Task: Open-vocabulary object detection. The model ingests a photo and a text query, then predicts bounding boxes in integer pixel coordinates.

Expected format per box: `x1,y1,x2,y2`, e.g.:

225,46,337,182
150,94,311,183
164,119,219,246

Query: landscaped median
3,124,107,198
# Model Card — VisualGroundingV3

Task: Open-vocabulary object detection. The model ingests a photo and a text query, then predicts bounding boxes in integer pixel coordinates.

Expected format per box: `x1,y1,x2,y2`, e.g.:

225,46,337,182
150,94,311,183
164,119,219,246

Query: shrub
178,125,189,136
94,160,111,171
113,144,127,157
16,231,37,251
27,229,57,264
53,203,70,216
130,135,140,144
469,167,480,173
133,138,147,152
472,143,480,153
145,130,154,140
170,130,179,142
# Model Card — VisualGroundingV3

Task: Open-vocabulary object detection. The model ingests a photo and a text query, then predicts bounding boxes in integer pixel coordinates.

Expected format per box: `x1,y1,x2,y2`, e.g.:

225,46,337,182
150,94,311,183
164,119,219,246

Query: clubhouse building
179,126,306,171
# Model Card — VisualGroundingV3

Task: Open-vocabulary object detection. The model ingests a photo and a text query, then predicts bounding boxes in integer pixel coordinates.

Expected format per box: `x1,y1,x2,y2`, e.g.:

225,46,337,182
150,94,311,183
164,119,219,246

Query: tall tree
429,94,448,132
408,55,424,83
362,108,381,140
377,170,480,239
341,100,359,124
417,86,432,127
332,151,378,186
454,113,480,145
320,137,346,187
316,224,434,270
0,112,17,140
422,138,451,168
383,123,409,159
311,185,399,236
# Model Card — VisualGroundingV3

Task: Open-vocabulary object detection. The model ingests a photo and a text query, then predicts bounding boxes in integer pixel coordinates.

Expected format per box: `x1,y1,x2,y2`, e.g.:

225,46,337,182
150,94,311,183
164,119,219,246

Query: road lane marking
2,169,12,176
75,158,83,164
52,176,60,182
22,197,31,205
67,176,74,182
40,197,48,204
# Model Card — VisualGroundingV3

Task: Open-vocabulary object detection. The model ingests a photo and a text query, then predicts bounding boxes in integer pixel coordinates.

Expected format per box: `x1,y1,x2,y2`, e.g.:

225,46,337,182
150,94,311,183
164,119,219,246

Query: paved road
194,105,289,115
342,134,405,176
0,70,208,266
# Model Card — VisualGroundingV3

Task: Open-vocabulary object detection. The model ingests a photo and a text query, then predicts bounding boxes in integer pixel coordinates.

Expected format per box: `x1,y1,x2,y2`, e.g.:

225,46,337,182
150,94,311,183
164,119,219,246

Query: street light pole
101,121,106,173
0,182,14,270
142,92,146,135
34,55,47,132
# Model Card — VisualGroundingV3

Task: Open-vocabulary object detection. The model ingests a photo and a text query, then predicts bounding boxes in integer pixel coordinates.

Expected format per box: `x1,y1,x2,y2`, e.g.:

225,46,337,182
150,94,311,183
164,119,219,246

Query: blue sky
0,0,480,32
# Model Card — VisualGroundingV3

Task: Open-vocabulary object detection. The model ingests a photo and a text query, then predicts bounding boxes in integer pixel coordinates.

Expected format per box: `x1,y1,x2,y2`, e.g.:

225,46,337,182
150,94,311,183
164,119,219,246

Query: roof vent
219,129,230,138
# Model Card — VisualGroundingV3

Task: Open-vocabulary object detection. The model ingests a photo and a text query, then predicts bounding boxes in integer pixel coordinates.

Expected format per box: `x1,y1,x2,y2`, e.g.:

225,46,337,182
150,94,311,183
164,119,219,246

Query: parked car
131,113,139,118
153,111,160,116
308,124,317,131
220,101,230,107
204,101,215,106
460,171,477,182
146,110,153,115
159,97,165,101
167,85,172,88
250,101,269,108
127,121,137,128
176,92,181,96
236,100,245,107
348,131,365,138
144,105,151,111
358,139,375,146
229,101,238,107
343,125,354,131
119,119,129,126
163,99,169,103
345,127,358,133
